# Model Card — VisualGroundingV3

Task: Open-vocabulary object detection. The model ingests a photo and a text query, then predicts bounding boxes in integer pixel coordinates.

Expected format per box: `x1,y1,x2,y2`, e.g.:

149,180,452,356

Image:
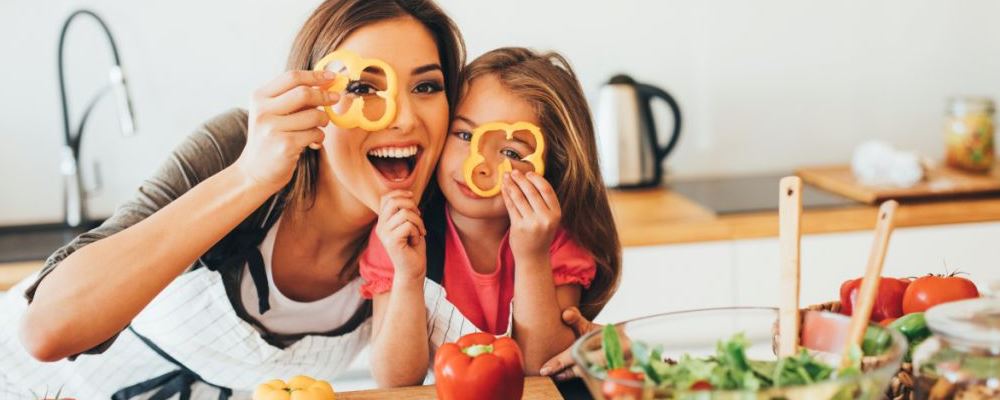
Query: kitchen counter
609,188,1000,246
338,376,562,399
5,188,1000,291
0,260,41,292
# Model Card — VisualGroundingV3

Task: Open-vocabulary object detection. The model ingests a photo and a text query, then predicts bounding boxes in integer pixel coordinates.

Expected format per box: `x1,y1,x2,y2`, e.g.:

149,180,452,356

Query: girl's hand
375,190,427,282
235,70,340,193
502,170,561,261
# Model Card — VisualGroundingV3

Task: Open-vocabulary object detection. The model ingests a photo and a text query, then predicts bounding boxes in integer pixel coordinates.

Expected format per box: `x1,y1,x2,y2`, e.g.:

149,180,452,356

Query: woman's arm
21,70,338,361
539,306,602,380
368,191,430,387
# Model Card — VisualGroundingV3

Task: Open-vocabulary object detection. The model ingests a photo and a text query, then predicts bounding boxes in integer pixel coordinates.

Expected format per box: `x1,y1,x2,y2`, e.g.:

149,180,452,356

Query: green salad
595,324,883,395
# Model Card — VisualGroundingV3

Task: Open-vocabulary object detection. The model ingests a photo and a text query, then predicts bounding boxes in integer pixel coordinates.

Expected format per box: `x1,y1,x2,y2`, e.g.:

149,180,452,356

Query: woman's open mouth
366,144,421,187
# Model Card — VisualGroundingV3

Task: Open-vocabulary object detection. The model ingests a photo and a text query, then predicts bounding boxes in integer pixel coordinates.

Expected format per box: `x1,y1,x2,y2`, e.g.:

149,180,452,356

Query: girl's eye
413,81,443,94
454,131,472,141
501,148,524,160
346,81,377,95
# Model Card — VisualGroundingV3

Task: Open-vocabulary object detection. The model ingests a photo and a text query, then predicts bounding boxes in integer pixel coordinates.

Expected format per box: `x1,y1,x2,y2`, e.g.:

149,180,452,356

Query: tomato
839,277,910,322
690,380,713,391
602,368,644,400
902,274,979,314
878,317,898,327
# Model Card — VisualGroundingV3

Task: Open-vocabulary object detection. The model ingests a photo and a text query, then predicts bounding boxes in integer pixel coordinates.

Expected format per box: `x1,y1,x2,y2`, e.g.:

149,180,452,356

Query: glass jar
945,97,995,173
913,298,1000,399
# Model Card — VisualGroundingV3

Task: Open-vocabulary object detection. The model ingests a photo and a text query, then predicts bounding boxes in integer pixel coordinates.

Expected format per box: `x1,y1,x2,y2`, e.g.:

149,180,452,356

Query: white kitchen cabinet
734,221,1000,308
596,240,737,324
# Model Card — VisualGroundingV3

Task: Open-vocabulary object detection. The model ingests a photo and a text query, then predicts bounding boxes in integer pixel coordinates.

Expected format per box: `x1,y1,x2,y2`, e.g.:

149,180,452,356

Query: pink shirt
359,209,596,335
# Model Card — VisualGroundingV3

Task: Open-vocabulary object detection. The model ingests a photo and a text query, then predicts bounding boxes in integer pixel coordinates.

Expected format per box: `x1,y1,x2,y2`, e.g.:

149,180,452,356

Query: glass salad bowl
572,307,907,400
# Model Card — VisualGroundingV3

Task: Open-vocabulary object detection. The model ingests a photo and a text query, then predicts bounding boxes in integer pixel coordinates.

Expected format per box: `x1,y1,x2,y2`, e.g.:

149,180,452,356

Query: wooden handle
841,200,898,368
778,176,803,357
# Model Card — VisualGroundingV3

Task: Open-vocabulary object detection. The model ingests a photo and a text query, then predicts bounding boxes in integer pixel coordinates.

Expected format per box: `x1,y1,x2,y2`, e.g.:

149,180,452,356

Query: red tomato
879,317,898,327
602,368,644,400
902,274,980,314
690,380,713,391
839,277,910,322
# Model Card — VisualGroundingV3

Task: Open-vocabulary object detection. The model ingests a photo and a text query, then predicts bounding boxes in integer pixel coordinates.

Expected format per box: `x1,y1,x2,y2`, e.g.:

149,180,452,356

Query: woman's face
437,74,541,220
320,16,449,211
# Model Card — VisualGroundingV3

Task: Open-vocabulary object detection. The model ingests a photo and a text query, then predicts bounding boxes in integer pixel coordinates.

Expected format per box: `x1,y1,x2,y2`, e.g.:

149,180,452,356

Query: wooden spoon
840,200,898,369
778,176,803,358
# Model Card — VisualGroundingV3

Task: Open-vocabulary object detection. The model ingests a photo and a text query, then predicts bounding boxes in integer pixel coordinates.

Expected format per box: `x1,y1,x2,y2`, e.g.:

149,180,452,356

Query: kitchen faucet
57,9,137,228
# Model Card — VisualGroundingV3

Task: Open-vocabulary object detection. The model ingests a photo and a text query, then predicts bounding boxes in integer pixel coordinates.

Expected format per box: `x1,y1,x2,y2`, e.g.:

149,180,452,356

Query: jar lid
926,298,1000,353
948,96,996,115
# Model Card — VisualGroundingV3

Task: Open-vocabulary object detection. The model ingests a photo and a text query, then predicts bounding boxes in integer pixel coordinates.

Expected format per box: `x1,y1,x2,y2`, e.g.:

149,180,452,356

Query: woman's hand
502,170,561,261
375,190,427,282
235,70,340,193
539,306,603,380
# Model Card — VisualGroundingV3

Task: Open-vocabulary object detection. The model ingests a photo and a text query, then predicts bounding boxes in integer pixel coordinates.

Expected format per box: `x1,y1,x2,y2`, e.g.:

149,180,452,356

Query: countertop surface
5,187,1000,290
609,187,1000,246
338,376,563,399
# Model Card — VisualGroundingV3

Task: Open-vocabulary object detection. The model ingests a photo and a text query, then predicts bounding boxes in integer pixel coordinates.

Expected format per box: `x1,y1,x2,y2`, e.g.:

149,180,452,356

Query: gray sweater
24,108,371,356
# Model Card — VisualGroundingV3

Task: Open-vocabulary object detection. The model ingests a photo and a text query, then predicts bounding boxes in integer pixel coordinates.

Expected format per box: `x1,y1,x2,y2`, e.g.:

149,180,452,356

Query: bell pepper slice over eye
312,49,399,131
434,332,525,400
462,121,546,197
252,375,335,400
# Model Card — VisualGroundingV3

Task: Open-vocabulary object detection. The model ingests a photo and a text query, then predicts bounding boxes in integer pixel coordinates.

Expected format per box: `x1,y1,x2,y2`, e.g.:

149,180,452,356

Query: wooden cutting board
336,377,563,399
797,164,1000,204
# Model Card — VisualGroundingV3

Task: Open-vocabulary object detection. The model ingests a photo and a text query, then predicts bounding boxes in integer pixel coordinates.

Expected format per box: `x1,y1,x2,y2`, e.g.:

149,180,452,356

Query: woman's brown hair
463,48,622,320
284,0,465,212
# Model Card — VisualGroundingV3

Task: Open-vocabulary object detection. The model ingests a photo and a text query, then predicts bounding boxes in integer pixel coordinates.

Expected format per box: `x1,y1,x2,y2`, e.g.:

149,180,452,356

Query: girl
360,48,622,386
0,0,464,398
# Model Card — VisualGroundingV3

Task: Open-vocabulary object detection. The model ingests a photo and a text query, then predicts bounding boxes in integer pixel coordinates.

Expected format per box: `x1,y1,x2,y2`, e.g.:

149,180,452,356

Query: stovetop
667,174,859,214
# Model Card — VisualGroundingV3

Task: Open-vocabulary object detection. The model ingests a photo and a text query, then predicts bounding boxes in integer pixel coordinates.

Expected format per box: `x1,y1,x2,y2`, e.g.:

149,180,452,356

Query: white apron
0,266,370,400
421,277,512,349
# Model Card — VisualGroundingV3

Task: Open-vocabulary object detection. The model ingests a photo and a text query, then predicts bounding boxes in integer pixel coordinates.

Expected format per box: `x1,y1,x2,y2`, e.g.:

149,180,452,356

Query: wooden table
337,377,564,399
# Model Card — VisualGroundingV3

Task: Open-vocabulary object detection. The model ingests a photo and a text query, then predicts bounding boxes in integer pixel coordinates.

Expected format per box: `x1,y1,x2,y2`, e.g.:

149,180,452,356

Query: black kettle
595,74,682,188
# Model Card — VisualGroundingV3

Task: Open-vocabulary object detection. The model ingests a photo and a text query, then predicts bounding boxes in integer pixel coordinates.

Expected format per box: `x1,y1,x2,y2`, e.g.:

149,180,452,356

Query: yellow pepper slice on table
463,121,546,198
312,49,399,131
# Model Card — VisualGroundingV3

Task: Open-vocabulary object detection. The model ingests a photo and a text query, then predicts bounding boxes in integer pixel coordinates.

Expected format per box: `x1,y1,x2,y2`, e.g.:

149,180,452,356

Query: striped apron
0,266,370,400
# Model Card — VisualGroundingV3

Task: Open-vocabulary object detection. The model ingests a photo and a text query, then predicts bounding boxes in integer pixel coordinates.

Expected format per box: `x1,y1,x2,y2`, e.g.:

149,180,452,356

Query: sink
0,222,102,263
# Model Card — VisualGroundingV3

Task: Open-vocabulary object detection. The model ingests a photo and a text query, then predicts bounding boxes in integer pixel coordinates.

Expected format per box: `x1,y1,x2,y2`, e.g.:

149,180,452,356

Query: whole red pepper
839,277,910,322
434,332,525,400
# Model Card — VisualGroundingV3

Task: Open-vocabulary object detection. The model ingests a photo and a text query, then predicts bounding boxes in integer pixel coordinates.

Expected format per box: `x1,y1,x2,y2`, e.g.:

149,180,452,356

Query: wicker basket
802,302,914,400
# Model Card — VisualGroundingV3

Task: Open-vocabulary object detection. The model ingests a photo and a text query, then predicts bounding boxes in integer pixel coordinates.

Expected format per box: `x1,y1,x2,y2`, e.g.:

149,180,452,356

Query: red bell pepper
839,276,910,322
434,332,525,400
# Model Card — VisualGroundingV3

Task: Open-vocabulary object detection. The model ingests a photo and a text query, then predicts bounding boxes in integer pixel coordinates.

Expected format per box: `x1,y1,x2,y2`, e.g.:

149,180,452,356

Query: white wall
4,0,1000,225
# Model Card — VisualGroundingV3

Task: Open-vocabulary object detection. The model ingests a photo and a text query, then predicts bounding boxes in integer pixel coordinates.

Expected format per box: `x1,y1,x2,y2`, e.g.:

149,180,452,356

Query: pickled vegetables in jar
945,97,995,173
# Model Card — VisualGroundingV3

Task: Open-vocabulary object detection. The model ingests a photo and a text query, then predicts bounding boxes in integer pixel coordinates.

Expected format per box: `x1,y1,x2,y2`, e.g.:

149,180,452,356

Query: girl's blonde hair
463,48,622,320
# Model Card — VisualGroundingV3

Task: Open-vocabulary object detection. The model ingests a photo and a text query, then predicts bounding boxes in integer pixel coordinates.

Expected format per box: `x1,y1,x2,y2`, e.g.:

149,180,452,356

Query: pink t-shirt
359,208,596,335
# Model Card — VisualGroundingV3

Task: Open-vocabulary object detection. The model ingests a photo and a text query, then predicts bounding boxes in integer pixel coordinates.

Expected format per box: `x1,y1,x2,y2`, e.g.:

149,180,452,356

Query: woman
0,0,463,398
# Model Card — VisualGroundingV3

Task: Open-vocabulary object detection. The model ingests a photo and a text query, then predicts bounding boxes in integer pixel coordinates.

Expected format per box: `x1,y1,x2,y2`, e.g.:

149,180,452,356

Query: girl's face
437,74,542,220
320,16,449,211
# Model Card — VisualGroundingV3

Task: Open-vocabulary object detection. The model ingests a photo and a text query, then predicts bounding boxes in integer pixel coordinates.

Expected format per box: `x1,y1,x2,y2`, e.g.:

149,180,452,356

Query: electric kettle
595,74,682,188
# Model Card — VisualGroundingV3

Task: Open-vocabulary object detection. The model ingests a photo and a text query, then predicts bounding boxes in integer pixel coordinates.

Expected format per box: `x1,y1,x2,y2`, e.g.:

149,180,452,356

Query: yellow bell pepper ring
253,375,336,400
462,121,546,198
312,49,399,131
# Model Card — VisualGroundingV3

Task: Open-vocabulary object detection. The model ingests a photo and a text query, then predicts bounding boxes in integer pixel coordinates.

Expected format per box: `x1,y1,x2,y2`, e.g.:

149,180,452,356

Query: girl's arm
21,70,338,361
503,170,580,374
369,191,429,387
511,257,582,374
